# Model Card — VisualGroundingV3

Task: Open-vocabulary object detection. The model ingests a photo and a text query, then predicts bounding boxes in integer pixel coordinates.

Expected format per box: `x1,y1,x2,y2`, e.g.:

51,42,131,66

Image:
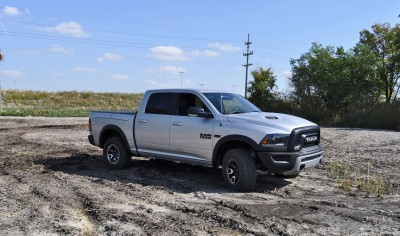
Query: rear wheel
222,148,256,192
103,137,131,169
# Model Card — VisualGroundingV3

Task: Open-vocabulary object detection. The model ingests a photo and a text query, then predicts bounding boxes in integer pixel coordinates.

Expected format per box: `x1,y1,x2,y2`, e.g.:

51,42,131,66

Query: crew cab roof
146,88,228,94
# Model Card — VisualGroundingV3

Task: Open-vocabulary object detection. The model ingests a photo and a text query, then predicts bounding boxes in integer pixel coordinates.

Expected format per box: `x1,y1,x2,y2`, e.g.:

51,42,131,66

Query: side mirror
187,106,214,118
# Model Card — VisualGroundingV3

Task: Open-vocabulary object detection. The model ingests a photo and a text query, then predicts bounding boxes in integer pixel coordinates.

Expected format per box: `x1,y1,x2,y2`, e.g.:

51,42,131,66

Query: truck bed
90,110,137,153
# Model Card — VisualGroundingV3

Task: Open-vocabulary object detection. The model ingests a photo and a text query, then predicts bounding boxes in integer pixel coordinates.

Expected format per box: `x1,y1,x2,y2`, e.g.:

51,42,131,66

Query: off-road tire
222,148,256,192
103,137,131,169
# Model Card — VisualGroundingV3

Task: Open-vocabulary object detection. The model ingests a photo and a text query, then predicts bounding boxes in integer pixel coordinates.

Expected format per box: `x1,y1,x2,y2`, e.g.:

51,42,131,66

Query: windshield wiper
229,111,245,114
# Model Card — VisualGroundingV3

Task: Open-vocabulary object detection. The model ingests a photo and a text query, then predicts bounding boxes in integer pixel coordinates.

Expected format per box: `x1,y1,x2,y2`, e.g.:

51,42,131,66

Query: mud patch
0,117,399,235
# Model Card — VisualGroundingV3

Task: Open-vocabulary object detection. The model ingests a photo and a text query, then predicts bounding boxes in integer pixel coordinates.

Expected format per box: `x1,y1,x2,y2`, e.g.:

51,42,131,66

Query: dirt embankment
0,117,399,235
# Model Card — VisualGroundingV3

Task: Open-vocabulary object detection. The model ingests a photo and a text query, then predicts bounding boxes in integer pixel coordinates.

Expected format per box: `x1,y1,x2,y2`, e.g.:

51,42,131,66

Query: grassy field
1,90,399,131
0,90,143,117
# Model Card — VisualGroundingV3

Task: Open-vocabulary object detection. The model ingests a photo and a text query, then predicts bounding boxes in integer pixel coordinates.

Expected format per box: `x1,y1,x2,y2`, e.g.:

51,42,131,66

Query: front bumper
257,145,323,175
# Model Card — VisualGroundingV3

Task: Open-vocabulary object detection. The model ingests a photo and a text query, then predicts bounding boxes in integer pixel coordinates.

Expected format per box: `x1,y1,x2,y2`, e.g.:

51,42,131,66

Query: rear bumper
257,145,323,175
88,135,95,146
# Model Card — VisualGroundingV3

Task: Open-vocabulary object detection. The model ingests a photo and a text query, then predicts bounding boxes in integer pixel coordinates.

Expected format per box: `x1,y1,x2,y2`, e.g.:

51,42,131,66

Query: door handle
138,119,147,123
172,122,183,126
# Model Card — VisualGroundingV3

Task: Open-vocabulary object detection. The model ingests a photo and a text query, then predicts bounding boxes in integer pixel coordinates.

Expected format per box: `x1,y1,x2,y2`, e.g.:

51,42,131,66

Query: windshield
203,93,260,114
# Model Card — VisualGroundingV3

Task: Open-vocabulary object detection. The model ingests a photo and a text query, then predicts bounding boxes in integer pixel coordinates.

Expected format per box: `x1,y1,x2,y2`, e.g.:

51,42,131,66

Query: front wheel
222,148,256,192
103,137,131,169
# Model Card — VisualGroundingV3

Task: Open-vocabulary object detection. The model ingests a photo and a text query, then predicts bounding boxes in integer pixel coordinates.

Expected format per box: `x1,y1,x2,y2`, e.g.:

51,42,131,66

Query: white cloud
145,80,174,89
145,78,194,89
159,66,187,74
148,66,187,75
74,67,97,73
208,43,241,52
51,44,74,55
0,70,26,78
2,6,22,16
147,66,188,80
183,79,195,86
97,53,124,62
150,46,221,61
189,50,220,57
52,73,64,77
111,74,130,81
46,21,89,38
150,46,188,61
282,71,293,78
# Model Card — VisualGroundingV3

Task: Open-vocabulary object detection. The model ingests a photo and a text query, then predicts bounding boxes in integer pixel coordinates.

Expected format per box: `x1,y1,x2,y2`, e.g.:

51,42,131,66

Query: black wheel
103,137,131,169
222,148,256,192
274,173,300,179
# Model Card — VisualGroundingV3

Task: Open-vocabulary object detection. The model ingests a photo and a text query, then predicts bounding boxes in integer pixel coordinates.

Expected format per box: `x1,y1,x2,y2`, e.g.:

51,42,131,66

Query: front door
169,93,215,163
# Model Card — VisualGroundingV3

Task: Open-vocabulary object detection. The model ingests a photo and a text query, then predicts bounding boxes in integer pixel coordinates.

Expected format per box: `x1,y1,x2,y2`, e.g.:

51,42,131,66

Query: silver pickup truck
88,89,323,191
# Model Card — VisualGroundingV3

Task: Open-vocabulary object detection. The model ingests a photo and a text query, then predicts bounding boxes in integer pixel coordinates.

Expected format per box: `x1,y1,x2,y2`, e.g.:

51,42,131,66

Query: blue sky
0,1,399,95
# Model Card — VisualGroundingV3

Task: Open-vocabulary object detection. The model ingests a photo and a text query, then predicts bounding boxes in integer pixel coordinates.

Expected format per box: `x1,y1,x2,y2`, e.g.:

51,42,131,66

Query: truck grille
288,126,320,151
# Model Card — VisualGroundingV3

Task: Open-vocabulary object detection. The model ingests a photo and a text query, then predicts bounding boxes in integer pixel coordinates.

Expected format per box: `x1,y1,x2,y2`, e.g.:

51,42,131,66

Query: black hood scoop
265,116,279,119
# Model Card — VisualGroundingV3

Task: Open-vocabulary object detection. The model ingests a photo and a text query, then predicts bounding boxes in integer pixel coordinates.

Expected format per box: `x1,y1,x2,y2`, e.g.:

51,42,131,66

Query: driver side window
176,93,210,116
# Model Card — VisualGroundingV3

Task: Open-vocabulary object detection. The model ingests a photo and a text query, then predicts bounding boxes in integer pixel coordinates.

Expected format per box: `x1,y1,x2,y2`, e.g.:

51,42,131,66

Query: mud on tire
222,148,256,192
103,136,131,169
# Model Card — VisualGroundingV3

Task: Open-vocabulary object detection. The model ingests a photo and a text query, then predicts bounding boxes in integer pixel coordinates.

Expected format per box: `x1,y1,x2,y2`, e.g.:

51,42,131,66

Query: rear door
169,92,216,163
135,92,176,157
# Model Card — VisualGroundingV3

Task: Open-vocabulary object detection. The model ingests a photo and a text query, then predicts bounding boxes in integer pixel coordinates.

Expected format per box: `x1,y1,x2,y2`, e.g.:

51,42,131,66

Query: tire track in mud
48,156,278,235
1,117,400,235
87,172,257,235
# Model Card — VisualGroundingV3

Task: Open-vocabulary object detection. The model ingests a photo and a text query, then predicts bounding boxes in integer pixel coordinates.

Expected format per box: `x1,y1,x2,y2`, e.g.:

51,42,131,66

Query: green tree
289,43,379,120
359,23,400,103
247,67,277,110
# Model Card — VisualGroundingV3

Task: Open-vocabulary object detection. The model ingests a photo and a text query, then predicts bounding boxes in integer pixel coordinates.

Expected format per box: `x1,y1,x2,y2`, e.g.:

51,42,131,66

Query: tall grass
329,160,396,197
332,102,400,131
0,90,143,117
1,90,399,131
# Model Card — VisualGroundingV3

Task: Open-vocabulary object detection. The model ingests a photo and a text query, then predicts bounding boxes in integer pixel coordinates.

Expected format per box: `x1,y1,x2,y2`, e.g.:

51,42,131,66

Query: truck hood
225,112,317,134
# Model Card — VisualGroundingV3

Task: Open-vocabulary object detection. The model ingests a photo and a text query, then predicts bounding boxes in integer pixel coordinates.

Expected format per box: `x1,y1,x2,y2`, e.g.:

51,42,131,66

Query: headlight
260,134,289,150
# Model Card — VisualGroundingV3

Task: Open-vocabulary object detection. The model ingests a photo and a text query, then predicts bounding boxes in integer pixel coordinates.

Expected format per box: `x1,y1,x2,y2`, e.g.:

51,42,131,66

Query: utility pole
243,33,253,98
0,51,3,112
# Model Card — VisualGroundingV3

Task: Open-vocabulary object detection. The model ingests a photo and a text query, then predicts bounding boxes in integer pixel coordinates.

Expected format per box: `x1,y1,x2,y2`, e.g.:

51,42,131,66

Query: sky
0,1,399,95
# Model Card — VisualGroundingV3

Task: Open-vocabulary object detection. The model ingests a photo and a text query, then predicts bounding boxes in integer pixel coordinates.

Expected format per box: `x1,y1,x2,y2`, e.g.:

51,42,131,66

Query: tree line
248,22,400,130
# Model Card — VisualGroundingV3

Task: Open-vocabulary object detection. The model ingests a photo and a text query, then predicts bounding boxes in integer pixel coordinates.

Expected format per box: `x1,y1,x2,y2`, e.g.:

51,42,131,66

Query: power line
1,20,303,58
0,19,244,43
1,45,243,67
1,30,246,53
252,42,303,54
22,9,247,36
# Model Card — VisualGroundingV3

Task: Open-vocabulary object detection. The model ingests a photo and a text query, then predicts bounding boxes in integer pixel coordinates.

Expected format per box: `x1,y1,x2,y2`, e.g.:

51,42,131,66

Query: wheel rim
226,159,240,184
107,144,119,164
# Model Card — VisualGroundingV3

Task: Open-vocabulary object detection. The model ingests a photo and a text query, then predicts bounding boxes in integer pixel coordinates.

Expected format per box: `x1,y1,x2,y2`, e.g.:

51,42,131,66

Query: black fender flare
99,125,130,150
212,135,259,168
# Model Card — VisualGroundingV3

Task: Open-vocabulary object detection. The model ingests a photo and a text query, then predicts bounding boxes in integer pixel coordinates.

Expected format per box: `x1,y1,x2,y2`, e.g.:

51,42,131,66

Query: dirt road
0,117,399,235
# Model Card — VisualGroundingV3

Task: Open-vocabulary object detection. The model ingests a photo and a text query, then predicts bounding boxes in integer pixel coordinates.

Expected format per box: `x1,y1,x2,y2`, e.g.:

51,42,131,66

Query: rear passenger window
145,93,175,115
